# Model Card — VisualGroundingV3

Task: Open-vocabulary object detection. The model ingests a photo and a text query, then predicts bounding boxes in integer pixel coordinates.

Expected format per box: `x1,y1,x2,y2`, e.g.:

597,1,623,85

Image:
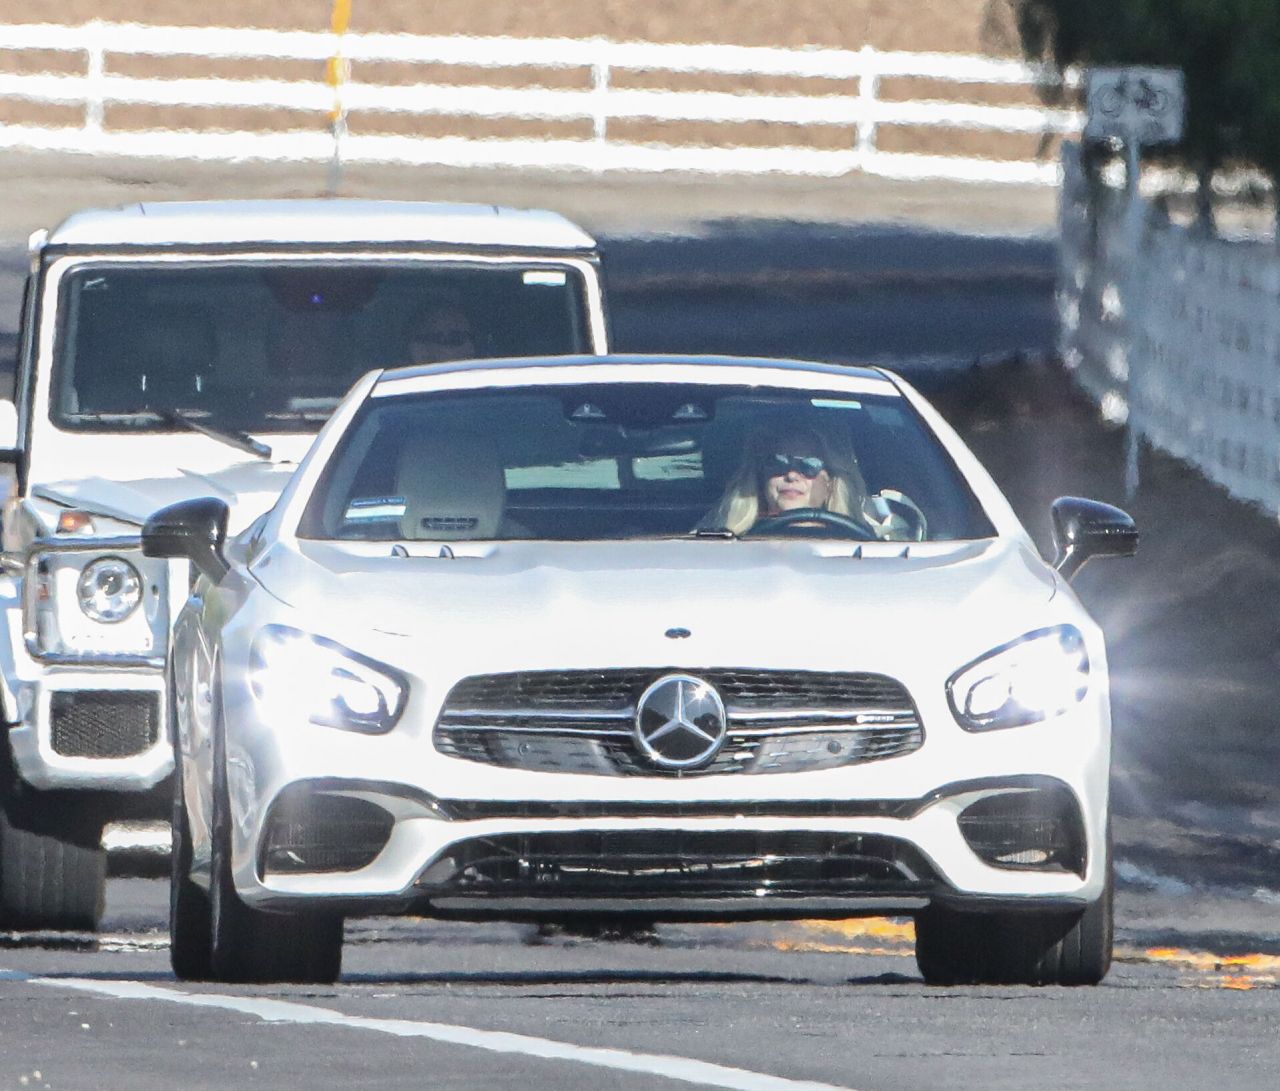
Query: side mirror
0,399,18,452
142,497,230,583
1051,497,1138,582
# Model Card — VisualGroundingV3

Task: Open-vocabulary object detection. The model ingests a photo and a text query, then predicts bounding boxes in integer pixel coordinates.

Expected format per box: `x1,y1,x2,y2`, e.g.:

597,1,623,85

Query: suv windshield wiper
691,526,738,539
160,410,273,461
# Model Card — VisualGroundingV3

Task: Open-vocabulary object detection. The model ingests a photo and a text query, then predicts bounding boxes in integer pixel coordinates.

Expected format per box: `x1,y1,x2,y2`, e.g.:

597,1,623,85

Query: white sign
1085,67,1184,145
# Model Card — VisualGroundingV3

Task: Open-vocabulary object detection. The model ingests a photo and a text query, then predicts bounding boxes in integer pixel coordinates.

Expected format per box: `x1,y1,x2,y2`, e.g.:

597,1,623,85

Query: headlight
76,556,143,624
249,625,406,735
947,625,1090,732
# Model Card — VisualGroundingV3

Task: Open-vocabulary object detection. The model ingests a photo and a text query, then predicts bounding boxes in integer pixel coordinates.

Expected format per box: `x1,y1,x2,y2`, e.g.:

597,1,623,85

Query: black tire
169,767,213,980
207,681,342,985
915,868,1113,986
0,793,106,932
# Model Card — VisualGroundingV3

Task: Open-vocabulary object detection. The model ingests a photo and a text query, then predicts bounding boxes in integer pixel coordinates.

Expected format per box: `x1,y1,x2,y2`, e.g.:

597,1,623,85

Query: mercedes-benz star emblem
634,673,727,769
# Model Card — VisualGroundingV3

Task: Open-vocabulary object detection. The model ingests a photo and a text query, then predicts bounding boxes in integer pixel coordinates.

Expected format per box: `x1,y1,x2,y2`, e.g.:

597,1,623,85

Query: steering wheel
746,507,877,541
870,489,929,542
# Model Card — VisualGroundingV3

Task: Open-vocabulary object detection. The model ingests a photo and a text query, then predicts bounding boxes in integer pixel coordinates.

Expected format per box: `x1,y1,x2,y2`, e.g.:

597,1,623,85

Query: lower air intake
957,785,1087,877
49,690,160,758
416,830,938,900
260,787,395,876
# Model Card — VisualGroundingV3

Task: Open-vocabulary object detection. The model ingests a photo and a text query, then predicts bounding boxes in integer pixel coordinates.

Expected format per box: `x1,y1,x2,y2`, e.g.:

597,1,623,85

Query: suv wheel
0,788,105,932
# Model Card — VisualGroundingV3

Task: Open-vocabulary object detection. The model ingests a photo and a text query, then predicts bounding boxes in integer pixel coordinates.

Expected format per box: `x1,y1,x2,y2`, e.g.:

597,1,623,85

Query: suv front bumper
2,581,171,792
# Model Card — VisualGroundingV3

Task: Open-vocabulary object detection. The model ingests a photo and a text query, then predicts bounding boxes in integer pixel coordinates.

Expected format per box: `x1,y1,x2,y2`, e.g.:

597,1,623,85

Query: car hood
252,536,1062,670
33,461,297,534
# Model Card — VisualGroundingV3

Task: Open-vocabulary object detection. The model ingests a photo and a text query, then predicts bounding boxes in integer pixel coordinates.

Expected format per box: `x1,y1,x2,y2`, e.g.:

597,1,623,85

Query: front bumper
218,644,1111,921
227,762,1106,921
5,672,171,792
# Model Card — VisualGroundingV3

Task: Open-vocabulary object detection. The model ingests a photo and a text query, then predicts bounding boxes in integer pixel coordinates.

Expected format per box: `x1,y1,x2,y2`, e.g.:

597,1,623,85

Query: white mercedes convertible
145,355,1136,986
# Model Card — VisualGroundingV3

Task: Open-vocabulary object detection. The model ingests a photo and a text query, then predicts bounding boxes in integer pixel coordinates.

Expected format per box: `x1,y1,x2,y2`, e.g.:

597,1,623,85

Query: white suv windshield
299,384,996,542
50,260,590,433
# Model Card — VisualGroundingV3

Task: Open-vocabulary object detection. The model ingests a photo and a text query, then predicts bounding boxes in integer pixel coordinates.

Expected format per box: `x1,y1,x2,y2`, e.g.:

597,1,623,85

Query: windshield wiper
691,526,738,539
160,410,273,461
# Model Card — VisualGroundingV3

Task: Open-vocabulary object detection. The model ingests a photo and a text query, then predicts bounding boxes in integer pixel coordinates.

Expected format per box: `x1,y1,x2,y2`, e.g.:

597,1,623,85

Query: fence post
1122,138,1144,499
84,21,105,137
591,41,610,168
854,44,878,172
326,0,353,195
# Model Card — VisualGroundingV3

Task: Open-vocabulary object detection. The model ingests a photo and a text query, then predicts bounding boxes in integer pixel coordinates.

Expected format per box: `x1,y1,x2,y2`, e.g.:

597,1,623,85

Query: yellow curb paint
763,919,916,956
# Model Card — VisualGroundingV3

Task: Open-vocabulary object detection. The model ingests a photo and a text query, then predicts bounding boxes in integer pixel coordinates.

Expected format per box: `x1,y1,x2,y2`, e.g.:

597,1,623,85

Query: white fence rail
0,21,1078,183
1058,142,1280,511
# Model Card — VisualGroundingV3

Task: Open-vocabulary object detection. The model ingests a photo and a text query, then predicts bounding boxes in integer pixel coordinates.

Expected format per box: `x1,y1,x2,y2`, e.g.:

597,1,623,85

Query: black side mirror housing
142,497,231,584
1051,497,1138,582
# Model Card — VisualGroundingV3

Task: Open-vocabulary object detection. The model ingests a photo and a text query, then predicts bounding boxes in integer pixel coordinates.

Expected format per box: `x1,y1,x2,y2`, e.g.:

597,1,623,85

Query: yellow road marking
758,922,1280,989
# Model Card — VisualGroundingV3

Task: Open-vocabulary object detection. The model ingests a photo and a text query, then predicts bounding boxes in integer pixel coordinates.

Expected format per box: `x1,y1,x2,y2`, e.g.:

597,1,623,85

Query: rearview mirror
1051,497,1138,582
142,497,230,583
578,425,698,458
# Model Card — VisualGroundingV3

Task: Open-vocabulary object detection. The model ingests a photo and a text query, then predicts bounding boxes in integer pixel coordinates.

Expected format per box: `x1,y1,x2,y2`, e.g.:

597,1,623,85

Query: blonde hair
707,427,869,536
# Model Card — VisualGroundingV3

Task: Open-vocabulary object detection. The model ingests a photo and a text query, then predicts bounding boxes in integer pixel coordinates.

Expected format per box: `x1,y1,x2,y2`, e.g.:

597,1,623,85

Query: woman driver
704,427,870,536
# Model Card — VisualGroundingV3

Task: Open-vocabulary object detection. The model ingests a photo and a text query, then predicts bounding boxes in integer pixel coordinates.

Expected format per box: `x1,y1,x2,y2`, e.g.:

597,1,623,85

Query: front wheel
208,820,343,984
914,870,1113,986
206,684,342,984
169,770,213,980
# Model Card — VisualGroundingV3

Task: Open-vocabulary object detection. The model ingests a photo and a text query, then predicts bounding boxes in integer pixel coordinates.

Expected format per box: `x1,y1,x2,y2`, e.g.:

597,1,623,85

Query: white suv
0,199,608,930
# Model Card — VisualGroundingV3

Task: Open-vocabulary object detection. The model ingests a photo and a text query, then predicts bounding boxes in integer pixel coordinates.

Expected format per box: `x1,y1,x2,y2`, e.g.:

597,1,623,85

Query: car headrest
395,431,505,540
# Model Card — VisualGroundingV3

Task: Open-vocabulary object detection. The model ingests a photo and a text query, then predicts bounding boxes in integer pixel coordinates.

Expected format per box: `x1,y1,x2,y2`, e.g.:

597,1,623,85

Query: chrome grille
435,668,922,777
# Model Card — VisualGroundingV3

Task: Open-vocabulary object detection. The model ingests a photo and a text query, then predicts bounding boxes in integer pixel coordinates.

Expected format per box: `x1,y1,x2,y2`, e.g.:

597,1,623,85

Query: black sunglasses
759,452,826,478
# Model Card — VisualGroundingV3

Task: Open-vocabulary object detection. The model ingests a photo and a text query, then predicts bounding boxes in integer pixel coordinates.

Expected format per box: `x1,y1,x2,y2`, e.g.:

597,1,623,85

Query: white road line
0,969,858,1091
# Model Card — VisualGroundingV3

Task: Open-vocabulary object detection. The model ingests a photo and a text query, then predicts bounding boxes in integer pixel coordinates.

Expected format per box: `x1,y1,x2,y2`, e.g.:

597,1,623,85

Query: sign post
1085,68,1185,148
1083,67,1185,499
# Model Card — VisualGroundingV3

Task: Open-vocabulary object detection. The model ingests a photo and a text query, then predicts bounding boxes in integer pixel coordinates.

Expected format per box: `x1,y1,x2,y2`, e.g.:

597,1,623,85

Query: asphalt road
1,879,1278,1091
601,222,1055,368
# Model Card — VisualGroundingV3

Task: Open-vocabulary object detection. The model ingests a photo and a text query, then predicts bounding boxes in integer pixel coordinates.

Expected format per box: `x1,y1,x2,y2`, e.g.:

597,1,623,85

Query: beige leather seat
395,431,506,540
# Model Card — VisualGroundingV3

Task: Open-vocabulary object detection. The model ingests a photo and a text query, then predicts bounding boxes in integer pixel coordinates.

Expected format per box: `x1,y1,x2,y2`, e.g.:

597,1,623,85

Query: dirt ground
8,0,1021,54
0,150,1062,244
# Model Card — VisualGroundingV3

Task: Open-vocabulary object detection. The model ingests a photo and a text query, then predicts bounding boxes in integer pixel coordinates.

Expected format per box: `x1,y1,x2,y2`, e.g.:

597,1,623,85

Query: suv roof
42,199,598,251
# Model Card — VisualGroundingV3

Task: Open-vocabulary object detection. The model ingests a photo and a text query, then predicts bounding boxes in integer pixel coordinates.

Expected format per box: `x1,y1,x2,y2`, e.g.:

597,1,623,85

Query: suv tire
0,791,105,932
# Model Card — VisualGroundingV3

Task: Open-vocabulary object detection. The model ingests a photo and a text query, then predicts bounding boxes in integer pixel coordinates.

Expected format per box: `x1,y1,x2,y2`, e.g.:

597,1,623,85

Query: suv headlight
76,556,143,623
249,625,406,735
947,625,1090,732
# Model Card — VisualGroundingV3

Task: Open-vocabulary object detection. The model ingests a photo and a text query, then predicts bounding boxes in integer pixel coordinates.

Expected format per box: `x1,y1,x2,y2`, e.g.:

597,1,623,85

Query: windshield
49,260,591,434
298,383,995,543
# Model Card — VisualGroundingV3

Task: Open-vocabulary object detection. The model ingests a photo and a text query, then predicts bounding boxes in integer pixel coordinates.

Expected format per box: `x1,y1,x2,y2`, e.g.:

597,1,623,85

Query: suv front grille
49,690,160,758
435,668,922,777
